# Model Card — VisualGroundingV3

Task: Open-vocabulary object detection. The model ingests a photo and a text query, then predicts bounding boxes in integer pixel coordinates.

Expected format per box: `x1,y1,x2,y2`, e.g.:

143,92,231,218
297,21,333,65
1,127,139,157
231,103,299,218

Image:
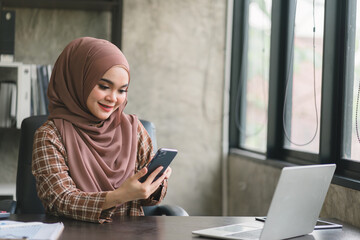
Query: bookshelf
0,62,53,128
0,0,123,48
0,62,30,128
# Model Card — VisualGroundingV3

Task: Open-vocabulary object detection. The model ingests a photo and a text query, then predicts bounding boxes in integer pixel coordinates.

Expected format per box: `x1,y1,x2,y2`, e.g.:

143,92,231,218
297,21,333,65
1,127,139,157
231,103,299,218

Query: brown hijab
47,37,138,192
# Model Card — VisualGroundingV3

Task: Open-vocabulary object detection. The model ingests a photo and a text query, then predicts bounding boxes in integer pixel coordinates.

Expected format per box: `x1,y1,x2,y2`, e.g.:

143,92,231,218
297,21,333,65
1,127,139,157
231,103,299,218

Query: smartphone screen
139,148,178,183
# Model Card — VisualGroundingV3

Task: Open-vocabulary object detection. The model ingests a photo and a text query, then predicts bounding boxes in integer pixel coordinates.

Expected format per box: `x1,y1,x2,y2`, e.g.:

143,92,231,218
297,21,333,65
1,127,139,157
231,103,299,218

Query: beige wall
122,0,226,215
0,0,227,216
14,9,111,65
228,153,360,228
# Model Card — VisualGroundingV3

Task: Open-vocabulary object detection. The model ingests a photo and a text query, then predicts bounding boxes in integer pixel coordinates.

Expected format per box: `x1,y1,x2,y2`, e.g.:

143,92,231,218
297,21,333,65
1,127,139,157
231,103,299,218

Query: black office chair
1,115,188,216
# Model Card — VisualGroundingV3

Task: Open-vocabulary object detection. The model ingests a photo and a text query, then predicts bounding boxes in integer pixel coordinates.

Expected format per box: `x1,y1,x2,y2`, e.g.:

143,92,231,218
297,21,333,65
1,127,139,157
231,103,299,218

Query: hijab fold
47,37,138,192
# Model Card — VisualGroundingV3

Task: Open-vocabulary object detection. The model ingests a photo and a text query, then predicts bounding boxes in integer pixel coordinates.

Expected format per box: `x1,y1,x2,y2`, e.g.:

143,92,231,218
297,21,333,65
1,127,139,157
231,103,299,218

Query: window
342,0,360,162
230,0,360,189
237,0,272,152
283,0,325,154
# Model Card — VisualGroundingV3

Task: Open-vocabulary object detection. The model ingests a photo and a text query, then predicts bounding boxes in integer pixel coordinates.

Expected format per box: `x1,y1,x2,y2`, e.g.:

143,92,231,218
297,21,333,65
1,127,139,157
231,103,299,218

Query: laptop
192,164,336,240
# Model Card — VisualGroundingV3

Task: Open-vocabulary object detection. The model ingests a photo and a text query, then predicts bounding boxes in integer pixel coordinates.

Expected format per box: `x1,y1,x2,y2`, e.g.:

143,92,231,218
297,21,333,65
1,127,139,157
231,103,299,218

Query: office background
0,0,359,228
0,0,226,216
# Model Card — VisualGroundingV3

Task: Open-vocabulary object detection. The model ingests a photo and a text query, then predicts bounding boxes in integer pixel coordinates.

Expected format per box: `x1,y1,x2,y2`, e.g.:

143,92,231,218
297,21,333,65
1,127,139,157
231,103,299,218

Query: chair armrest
143,204,189,216
0,199,17,214
158,204,189,216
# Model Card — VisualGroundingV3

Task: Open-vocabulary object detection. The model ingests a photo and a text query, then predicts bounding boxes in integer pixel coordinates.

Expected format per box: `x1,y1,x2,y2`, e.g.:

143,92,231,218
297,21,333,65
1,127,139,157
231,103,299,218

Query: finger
144,166,163,184
135,167,148,179
151,166,167,183
151,170,167,186
164,167,172,179
165,167,172,174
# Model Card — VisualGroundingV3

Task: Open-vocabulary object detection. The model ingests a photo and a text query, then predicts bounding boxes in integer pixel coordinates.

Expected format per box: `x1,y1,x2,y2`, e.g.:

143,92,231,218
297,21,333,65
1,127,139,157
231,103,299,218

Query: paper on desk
0,220,64,240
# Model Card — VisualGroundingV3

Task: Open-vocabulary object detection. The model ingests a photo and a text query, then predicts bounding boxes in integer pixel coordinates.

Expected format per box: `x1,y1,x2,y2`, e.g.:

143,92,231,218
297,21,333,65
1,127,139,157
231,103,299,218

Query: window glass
343,1,360,161
239,0,272,152
283,0,324,153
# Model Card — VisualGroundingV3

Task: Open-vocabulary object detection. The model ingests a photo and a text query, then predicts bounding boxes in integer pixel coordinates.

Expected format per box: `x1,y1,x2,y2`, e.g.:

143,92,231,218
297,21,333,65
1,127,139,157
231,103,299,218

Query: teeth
99,103,113,109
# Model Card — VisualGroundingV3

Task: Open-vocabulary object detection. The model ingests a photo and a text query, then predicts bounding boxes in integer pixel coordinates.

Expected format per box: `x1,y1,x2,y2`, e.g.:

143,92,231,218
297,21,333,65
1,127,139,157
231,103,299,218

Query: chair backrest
16,115,47,213
15,115,157,214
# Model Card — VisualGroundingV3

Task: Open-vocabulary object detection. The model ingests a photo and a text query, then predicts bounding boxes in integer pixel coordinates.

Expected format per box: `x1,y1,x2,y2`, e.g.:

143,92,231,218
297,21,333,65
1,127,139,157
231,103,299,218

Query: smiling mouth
98,102,114,112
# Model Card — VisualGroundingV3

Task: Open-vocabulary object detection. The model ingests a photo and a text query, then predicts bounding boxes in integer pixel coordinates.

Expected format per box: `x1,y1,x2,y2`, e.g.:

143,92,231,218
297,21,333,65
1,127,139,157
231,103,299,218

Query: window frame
337,0,360,179
229,0,360,190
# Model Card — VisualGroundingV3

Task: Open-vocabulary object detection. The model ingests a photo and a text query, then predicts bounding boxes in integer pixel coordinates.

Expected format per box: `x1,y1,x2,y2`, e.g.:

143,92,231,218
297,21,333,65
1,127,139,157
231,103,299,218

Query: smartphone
139,148,178,183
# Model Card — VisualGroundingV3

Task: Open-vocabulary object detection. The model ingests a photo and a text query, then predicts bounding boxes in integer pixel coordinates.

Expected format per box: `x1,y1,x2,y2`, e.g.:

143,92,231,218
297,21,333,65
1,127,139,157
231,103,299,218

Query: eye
98,84,109,90
118,89,128,94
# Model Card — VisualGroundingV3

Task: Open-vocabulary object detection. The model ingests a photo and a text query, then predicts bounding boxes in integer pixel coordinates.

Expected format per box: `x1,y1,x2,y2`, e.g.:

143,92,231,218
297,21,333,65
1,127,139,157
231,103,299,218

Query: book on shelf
0,80,16,128
9,81,16,119
36,65,48,115
36,65,46,115
34,64,52,116
0,220,64,240
30,64,38,116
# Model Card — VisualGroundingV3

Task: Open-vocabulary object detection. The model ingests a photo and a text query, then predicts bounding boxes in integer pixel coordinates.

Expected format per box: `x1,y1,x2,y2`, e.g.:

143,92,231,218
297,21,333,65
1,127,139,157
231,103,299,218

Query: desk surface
8,215,360,240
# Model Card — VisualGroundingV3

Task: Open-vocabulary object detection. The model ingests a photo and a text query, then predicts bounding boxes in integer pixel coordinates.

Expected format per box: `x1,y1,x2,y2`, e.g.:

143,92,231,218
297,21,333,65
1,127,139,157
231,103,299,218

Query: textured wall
122,0,226,215
228,153,360,228
321,184,360,228
228,155,280,216
14,8,111,64
0,0,227,216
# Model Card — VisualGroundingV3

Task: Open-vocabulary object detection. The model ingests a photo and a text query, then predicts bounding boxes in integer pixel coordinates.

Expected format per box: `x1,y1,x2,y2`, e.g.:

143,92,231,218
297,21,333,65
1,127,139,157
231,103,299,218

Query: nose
105,91,117,102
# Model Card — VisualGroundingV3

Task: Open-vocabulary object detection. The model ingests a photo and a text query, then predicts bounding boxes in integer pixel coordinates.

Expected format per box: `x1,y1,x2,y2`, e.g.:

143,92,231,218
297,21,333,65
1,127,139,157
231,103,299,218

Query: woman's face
86,65,129,120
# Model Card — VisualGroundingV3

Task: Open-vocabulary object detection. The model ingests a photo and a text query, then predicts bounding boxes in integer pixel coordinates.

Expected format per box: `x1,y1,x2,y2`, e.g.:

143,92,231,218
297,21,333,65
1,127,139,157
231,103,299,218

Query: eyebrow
100,78,128,88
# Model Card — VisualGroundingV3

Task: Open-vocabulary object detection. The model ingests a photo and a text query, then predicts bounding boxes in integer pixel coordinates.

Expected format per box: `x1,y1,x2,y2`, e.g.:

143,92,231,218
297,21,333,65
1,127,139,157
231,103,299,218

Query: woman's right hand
102,166,166,210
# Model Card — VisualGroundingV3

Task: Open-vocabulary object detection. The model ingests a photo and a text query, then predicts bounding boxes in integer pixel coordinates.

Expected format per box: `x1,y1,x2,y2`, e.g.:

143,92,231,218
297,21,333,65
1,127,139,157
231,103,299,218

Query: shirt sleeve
32,121,111,223
136,119,168,206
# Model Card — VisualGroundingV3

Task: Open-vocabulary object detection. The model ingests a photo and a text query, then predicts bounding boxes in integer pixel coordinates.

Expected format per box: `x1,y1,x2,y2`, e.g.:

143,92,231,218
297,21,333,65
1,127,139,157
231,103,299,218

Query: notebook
0,220,64,240
192,164,336,240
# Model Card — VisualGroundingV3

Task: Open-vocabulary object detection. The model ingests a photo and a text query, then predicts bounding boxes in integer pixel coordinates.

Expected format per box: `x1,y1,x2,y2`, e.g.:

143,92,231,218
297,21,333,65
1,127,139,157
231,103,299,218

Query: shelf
0,0,123,48
0,0,119,11
0,62,31,129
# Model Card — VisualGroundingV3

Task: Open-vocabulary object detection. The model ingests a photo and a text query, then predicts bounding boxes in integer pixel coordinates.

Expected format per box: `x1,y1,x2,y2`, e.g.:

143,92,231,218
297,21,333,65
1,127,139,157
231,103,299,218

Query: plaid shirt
32,119,167,223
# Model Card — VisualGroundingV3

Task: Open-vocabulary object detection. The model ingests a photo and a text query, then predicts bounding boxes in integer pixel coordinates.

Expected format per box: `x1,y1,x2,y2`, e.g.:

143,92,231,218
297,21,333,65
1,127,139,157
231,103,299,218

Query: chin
95,112,112,121
100,115,111,121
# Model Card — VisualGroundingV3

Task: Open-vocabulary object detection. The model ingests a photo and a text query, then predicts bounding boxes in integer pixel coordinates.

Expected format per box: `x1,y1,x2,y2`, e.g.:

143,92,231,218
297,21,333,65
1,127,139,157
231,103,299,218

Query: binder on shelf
30,64,38,116
16,64,31,128
0,80,16,127
9,81,16,119
39,64,50,114
36,65,47,115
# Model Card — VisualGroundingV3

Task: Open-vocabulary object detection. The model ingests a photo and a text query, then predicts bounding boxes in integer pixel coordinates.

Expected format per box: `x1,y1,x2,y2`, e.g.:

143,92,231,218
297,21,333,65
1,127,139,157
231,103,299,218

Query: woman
32,37,170,223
